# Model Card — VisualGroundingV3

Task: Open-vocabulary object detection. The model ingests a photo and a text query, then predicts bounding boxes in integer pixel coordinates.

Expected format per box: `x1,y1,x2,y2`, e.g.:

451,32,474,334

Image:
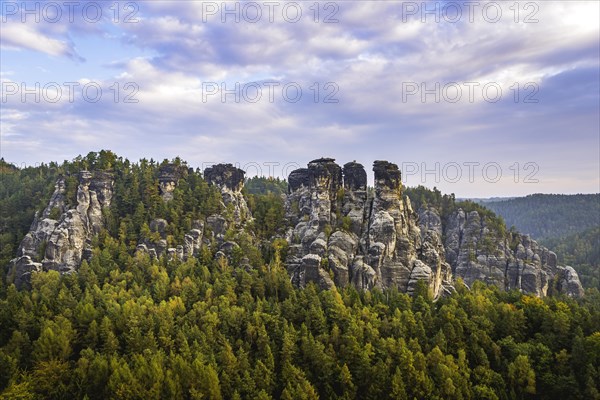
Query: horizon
2,151,599,199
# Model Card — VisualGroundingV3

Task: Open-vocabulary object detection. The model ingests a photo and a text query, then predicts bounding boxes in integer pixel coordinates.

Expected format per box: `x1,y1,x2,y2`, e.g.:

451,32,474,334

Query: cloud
0,23,84,60
1,0,598,196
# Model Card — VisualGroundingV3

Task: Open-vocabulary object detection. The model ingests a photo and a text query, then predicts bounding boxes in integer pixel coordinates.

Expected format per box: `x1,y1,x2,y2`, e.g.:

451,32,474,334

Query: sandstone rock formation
158,164,187,201
285,159,453,298
138,164,253,262
10,256,42,290
10,171,114,287
284,158,583,298
9,158,584,299
17,177,68,261
443,208,585,297
132,163,253,265
555,266,585,297
204,164,251,227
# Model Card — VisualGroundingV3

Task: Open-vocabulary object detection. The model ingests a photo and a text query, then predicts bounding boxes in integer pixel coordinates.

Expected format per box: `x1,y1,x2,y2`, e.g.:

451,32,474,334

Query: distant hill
480,193,600,240
459,197,516,203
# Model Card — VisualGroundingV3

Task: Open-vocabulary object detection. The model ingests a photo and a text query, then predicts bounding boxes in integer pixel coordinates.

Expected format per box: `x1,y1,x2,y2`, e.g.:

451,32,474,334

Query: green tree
508,355,536,399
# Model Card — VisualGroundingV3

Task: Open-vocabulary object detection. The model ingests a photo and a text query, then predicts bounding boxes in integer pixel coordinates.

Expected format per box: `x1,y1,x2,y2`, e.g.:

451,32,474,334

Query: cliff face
48,171,112,269
444,209,584,297
10,171,114,288
285,159,453,298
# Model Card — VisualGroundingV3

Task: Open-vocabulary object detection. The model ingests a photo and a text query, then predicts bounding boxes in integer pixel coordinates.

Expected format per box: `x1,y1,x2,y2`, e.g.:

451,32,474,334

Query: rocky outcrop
158,163,187,202
43,209,89,273
201,163,259,267
184,227,204,259
285,159,342,290
444,209,584,297
204,164,245,192
285,159,452,297
135,164,253,263
136,164,253,263
341,162,368,236
9,256,42,290
556,266,585,297
17,178,68,260
444,209,507,289
205,214,229,242
417,208,454,296
366,161,421,291
42,171,114,273
10,171,114,287
136,219,204,261
204,164,251,227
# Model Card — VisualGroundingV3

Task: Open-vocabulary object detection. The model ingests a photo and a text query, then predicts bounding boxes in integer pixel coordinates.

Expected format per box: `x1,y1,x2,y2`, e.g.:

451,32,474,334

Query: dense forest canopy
1,247,599,399
1,153,599,399
482,194,600,240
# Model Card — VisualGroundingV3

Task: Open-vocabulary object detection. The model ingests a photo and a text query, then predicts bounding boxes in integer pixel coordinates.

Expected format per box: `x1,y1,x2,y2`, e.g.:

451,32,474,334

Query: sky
1,0,599,197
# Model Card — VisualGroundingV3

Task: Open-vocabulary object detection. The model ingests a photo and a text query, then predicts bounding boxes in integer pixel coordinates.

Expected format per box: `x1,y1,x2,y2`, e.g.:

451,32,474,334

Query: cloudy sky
1,0,598,197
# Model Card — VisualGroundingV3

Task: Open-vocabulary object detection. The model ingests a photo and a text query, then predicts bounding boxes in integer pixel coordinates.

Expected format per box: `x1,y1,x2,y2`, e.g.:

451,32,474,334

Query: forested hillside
1,154,599,399
482,194,600,240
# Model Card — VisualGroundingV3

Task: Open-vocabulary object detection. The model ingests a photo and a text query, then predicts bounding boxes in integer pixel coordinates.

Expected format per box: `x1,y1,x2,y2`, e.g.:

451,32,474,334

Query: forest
0,153,599,399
